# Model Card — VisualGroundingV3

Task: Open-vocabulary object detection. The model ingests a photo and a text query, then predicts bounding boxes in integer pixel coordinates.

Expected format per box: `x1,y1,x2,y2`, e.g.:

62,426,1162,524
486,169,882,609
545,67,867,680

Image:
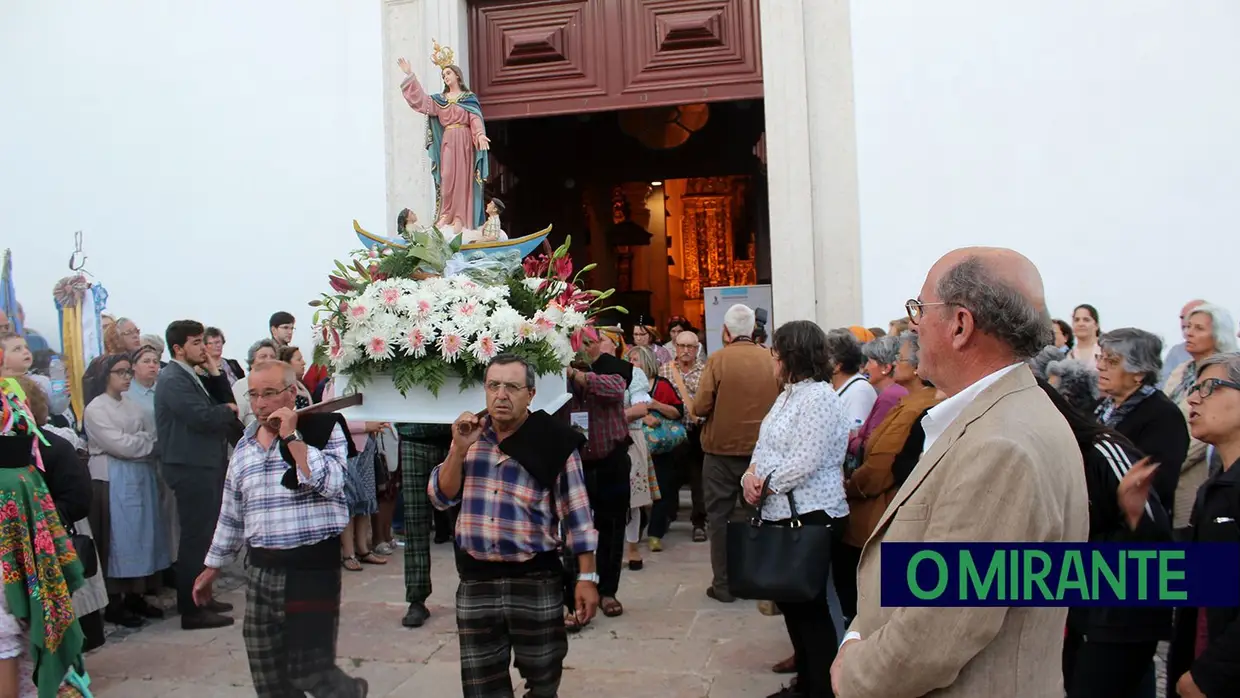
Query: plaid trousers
456,572,567,698
398,426,450,604
243,566,362,698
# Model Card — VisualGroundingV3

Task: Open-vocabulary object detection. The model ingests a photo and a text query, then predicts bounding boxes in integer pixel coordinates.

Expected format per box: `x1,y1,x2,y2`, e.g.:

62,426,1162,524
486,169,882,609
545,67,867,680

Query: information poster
703,285,773,356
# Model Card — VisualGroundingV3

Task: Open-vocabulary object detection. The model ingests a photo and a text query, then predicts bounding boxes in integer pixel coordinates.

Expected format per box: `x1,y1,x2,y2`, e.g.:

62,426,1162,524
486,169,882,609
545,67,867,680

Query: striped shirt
428,424,597,562
205,422,350,568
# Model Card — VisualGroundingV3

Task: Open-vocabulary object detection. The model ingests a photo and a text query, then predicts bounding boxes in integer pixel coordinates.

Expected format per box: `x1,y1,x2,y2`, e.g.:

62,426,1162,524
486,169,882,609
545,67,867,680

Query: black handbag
67,522,98,579
726,475,833,603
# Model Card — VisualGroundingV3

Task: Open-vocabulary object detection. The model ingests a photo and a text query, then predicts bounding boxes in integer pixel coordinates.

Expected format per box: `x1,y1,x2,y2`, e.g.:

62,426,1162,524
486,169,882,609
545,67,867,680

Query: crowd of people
1,245,1238,698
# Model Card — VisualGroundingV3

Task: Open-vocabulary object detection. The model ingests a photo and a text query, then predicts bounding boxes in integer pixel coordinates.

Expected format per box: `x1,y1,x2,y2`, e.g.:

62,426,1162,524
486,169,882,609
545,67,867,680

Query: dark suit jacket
154,362,239,469
224,358,245,383
39,431,92,527
1112,390,1189,521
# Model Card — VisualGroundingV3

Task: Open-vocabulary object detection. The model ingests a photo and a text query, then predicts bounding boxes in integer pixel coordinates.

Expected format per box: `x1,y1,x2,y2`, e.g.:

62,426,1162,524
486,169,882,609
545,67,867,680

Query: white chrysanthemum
548,333,575,365
485,306,524,343
399,290,436,321
531,310,558,337
513,320,539,344
344,300,374,330
329,336,361,370
559,308,588,330
363,330,396,361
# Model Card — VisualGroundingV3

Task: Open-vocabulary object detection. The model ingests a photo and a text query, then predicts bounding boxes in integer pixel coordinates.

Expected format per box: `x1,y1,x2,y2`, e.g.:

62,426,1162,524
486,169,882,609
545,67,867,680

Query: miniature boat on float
353,220,552,260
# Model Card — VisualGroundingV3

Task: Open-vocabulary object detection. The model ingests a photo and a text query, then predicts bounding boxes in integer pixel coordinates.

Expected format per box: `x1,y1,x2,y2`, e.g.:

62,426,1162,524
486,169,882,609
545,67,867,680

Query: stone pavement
83,526,796,697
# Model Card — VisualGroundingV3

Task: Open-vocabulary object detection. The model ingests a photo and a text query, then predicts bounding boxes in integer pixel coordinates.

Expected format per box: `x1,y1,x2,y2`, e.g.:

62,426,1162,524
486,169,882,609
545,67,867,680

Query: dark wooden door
469,0,764,120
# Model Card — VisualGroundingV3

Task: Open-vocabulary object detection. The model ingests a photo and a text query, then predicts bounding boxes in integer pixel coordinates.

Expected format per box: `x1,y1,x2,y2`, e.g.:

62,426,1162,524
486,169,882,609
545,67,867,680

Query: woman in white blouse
740,320,850,698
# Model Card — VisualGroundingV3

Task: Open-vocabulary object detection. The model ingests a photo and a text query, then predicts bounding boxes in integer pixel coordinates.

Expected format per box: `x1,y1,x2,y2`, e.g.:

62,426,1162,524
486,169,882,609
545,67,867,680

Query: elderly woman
103,317,142,355
1163,304,1237,532
848,335,909,461
838,333,942,624
825,329,877,430
631,321,672,366
1094,329,1189,527
231,339,279,428
1167,352,1240,698
739,320,850,698
1046,358,1100,415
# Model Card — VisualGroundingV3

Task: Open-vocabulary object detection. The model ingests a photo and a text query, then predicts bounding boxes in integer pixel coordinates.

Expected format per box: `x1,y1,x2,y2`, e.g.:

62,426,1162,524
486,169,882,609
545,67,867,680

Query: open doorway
485,99,771,338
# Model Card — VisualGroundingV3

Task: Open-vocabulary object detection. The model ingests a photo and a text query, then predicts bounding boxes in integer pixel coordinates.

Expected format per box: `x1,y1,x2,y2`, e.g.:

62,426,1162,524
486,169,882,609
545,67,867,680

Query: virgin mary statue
397,44,491,233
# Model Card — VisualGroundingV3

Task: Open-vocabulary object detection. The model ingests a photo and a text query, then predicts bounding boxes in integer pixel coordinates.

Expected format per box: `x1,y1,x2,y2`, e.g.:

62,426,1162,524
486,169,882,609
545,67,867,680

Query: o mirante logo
880,543,1240,607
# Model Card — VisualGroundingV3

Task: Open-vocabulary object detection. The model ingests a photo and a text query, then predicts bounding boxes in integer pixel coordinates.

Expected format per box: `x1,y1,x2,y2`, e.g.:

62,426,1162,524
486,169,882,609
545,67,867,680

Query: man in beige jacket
831,248,1089,698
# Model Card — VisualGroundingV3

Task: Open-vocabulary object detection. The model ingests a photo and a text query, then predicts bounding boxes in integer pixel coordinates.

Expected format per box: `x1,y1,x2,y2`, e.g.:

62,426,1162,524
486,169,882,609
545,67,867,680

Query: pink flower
472,334,499,361
553,256,573,280
414,299,433,318
523,255,549,277
349,303,369,321
368,249,379,259
570,326,599,352
533,314,556,335
33,528,54,555
455,301,478,319
439,333,464,359
365,335,392,360
339,301,350,315
406,327,428,350
516,321,537,340
379,287,401,307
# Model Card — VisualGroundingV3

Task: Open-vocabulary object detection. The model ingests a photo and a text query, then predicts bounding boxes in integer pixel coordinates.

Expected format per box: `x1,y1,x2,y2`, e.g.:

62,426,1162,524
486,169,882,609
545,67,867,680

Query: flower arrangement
311,228,624,397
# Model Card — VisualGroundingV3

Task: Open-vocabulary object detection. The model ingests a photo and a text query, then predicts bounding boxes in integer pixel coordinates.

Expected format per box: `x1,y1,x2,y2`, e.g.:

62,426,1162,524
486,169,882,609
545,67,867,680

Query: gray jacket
154,362,237,468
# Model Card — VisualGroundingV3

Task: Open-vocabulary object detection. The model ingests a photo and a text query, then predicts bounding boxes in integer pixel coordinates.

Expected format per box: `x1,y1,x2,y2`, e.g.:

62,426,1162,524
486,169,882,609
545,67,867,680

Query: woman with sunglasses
83,353,171,628
1166,352,1240,698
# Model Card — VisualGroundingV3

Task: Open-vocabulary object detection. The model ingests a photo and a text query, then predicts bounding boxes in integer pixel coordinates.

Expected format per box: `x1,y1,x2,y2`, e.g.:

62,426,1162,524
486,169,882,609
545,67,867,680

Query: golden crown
431,39,455,69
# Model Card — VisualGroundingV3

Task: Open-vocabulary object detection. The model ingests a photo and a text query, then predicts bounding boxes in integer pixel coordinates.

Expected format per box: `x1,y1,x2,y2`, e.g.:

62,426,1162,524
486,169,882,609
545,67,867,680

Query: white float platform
333,370,571,424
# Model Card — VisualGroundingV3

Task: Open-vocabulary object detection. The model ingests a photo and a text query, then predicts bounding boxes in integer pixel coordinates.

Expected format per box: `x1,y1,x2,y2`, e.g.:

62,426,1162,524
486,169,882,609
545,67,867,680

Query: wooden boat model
353,220,552,260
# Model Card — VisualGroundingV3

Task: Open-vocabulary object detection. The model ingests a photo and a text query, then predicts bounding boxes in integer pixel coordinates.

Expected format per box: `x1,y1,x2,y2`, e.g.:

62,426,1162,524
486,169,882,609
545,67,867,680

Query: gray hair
1188,303,1239,354
246,338,279,369
898,331,921,369
1029,346,1062,381
1046,358,1100,413
861,334,902,366
1098,328,1163,386
722,304,755,340
625,345,658,380
936,257,1052,360
140,333,165,356
251,359,298,387
1198,351,1240,385
487,353,536,389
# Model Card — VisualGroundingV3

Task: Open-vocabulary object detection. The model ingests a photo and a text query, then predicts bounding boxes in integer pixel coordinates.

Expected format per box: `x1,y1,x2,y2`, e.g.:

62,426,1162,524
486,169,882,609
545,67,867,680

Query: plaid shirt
428,422,597,562
659,358,706,425
205,422,350,568
569,372,628,460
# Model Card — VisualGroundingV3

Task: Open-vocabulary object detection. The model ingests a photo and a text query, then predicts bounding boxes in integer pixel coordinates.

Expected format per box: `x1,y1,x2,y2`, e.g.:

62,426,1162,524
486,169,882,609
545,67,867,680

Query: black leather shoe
401,602,430,628
706,586,735,603
125,594,165,619
104,604,146,629
181,610,235,630
205,599,234,613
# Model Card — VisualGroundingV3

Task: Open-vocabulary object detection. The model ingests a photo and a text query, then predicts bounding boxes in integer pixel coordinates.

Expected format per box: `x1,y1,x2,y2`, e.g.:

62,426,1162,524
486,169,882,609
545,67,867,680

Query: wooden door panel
469,0,763,120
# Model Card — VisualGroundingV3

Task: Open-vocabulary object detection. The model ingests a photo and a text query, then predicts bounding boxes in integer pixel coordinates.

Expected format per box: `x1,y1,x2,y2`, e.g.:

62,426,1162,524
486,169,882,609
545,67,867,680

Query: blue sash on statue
427,93,490,230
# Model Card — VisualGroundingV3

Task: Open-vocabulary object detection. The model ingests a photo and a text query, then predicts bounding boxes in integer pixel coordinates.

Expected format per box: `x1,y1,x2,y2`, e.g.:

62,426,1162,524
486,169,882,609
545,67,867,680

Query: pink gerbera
379,287,401,307
414,299,433,318
365,335,392,359
455,301,479,319
472,334,499,361
439,332,464,359
349,303,368,321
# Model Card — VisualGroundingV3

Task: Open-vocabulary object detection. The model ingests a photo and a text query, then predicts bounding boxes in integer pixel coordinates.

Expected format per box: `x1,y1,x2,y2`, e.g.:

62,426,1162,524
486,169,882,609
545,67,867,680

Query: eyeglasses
485,381,528,394
675,343,698,350
110,368,134,378
247,386,293,401
905,299,965,325
1189,378,1240,400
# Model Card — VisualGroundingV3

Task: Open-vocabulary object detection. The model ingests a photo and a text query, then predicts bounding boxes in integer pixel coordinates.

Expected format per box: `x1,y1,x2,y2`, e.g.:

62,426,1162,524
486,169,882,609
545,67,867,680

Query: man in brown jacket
695,303,780,602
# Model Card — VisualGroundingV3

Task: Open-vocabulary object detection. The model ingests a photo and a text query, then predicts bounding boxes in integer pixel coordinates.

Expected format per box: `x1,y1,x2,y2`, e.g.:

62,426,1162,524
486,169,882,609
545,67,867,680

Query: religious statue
397,41,491,234
461,197,507,244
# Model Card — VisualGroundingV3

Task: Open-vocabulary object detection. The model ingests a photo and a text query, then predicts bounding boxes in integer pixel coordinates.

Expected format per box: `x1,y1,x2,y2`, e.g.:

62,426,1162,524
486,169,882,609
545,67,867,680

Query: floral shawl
0,446,85,698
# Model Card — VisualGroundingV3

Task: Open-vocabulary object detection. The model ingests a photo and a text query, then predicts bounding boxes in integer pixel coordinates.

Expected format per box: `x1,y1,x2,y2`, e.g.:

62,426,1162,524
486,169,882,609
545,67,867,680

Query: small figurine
472,198,507,243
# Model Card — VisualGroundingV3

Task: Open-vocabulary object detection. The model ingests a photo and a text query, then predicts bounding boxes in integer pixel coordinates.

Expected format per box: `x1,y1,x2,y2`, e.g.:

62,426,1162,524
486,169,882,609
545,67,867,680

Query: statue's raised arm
397,40,490,233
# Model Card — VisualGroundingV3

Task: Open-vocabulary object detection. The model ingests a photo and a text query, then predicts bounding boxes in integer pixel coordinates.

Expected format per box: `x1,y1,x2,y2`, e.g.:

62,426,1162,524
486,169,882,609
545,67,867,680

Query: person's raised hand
452,411,482,450
397,57,412,76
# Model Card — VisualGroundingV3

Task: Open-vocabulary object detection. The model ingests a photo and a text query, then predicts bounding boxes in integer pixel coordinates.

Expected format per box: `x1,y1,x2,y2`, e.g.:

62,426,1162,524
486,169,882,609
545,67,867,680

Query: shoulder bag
67,521,98,579
726,475,833,603
668,365,696,422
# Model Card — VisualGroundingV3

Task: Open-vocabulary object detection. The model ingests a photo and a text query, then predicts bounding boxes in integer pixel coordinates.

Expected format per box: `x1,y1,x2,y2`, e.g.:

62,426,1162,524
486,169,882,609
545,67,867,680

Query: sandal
564,611,588,633
342,556,363,572
600,597,624,618
358,551,388,565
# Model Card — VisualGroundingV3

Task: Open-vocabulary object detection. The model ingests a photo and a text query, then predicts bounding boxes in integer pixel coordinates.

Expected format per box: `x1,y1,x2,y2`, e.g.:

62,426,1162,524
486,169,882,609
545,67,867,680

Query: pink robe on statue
401,75,486,230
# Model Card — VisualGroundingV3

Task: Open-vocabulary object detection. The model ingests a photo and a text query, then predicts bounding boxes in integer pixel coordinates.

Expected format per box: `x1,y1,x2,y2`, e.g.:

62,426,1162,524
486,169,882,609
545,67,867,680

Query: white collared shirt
921,363,1024,455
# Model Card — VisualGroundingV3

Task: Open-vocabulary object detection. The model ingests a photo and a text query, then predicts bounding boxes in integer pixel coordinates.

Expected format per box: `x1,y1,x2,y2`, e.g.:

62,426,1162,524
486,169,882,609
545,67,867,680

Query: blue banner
881,542,1240,607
